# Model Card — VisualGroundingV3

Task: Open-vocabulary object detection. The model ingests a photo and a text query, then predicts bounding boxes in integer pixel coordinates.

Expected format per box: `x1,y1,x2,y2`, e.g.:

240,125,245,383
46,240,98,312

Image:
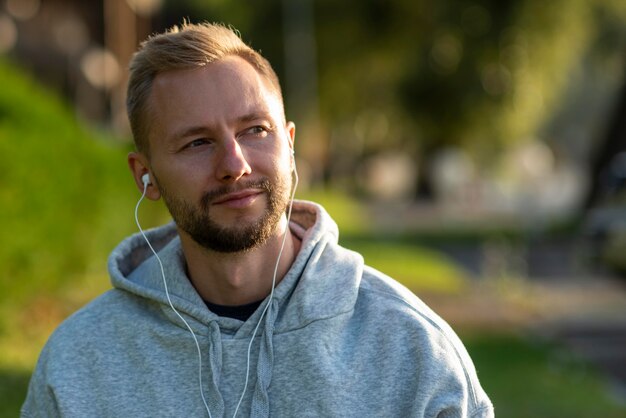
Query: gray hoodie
22,201,493,417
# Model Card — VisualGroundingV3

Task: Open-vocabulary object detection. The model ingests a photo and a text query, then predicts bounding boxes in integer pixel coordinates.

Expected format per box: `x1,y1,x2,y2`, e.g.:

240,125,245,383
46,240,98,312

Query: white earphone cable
232,164,299,417
135,180,213,418
135,160,298,418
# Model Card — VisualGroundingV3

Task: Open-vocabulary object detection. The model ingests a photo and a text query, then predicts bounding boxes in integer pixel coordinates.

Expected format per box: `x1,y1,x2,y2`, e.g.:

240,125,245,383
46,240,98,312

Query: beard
156,174,291,253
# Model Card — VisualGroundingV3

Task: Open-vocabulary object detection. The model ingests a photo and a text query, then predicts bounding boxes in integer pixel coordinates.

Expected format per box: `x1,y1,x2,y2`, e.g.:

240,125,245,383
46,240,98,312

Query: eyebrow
237,111,273,124
173,126,207,140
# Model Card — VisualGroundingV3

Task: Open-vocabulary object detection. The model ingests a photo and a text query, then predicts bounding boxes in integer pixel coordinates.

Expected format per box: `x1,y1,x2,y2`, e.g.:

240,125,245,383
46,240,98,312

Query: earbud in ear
141,173,150,186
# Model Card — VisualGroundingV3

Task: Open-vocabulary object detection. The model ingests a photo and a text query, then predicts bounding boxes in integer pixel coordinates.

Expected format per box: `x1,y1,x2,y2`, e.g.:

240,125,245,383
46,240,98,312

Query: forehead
147,56,284,142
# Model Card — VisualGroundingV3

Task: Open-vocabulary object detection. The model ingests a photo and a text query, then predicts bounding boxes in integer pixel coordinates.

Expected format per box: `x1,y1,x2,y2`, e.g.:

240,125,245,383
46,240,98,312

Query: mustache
200,178,272,209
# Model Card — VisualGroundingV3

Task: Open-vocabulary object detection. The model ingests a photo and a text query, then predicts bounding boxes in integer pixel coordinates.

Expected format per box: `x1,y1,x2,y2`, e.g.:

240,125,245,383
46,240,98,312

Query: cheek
274,145,293,170
153,161,198,198
251,145,287,172
155,153,206,180
271,154,293,179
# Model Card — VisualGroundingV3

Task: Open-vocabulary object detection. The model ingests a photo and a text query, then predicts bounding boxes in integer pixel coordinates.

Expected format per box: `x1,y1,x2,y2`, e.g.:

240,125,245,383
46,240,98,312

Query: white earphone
134,173,212,417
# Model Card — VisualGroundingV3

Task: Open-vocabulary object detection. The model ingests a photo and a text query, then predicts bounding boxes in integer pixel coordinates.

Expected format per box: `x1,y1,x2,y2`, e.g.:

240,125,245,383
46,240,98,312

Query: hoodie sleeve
21,345,61,418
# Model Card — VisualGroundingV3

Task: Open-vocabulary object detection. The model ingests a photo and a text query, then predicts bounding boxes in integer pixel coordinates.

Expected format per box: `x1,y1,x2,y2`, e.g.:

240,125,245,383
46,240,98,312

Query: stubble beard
158,175,291,253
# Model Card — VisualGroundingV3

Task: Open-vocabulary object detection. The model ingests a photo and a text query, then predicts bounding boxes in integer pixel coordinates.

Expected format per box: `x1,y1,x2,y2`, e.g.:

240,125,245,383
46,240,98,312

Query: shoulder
358,265,451,331
357,265,471,359
356,265,471,368
37,289,156,366
22,289,162,416
55,289,142,331
356,266,493,414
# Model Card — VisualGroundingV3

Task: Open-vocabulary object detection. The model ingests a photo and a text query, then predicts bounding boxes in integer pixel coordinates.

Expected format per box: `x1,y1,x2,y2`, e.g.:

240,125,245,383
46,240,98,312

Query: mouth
211,189,264,208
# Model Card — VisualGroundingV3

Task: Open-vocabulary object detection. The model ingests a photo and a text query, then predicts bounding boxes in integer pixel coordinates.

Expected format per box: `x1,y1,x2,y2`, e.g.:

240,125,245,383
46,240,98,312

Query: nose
215,139,252,182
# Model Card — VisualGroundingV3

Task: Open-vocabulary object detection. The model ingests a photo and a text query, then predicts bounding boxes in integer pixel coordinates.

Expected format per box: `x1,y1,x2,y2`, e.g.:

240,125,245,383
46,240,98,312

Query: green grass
0,368,31,417
341,238,467,293
0,56,170,302
465,333,626,418
296,187,371,235
0,58,126,303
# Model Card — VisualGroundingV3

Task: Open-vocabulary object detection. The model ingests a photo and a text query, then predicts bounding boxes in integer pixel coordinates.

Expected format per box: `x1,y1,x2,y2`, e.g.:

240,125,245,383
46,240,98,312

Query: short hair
126,22,283,154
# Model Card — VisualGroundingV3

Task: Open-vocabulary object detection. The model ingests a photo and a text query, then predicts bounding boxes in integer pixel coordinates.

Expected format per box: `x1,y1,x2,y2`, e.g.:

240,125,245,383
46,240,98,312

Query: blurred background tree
159,0,626,204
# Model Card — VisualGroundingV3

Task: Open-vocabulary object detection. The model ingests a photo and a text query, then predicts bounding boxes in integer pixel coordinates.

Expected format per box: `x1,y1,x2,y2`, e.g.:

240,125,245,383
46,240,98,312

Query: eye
185,138,210,149
242,125,270,138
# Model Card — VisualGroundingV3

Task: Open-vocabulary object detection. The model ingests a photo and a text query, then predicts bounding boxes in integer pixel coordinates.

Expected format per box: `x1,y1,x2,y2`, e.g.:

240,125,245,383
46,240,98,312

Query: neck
179,217,301,306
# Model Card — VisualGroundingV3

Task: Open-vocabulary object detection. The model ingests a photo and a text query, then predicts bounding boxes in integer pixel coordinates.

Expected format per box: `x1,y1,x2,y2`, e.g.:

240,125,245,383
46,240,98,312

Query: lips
212,189,264,208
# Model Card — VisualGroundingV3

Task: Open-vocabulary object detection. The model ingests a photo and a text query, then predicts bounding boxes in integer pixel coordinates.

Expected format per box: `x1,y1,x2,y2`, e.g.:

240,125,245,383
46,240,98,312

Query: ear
128,152,161,201
285,121,296,154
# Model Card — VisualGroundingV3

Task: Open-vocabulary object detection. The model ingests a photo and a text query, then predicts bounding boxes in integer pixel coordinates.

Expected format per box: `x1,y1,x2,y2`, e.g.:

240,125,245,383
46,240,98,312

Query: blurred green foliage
0,59,174,402
0,59,134,305
0,367,30,417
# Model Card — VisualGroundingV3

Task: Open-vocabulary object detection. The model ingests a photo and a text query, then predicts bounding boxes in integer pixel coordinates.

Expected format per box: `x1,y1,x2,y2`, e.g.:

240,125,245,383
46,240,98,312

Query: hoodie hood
107,200,364,335
107,200,366,416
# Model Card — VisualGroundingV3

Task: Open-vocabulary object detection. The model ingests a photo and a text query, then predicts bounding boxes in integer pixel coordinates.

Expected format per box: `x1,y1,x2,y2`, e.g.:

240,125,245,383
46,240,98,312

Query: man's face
145,56,294,252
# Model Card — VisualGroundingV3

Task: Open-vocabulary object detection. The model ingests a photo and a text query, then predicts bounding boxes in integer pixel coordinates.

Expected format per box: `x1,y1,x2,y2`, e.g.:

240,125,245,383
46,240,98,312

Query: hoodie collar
107,200,363,334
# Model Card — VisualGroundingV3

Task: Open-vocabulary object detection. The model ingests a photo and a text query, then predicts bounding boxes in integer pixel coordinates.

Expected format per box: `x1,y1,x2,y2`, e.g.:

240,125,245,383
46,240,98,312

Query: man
22,22,493,417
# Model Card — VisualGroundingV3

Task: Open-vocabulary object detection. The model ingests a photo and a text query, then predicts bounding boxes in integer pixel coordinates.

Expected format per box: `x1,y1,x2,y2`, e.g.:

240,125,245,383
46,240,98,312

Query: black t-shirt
204,299,264,321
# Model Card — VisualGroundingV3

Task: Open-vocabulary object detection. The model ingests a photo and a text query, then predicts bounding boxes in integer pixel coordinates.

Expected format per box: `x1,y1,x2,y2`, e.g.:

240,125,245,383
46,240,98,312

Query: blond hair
126,22,283,154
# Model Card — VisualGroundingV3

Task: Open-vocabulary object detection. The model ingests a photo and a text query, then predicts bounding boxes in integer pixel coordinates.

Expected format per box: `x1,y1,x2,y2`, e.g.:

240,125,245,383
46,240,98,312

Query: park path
427,239,626,403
